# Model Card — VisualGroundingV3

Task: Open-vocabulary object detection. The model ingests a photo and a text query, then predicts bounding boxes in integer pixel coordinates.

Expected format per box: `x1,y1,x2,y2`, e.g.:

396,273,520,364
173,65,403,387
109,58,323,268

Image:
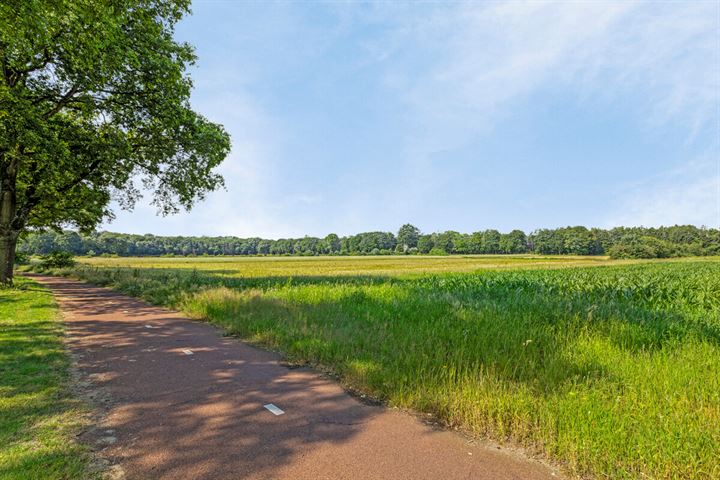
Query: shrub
39,251,76,269
14,251,30,265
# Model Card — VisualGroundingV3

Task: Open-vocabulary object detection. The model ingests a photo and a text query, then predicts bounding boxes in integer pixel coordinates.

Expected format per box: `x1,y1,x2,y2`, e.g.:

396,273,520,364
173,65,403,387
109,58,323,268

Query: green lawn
49,256,720,479
0,277,94,480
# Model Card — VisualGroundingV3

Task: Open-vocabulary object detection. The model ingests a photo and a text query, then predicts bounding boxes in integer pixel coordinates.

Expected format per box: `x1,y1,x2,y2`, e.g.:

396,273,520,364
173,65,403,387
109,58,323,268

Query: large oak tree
0,0,230,284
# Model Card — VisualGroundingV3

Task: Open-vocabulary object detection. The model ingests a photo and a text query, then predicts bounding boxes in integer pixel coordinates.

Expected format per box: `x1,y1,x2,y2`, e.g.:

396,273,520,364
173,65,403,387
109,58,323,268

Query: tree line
18,224,720,259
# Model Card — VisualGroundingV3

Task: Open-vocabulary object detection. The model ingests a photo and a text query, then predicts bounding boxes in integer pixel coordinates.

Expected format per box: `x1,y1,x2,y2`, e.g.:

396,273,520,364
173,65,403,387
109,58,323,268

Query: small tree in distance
397,224,420,252
324,233,341,254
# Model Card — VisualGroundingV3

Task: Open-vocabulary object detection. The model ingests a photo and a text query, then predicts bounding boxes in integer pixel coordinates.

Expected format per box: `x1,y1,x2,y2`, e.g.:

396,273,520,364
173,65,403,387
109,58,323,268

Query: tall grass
56,259,720,478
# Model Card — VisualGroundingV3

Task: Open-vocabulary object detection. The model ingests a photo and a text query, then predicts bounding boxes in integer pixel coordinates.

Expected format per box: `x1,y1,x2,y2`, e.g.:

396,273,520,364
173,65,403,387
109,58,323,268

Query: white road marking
263,403,285,415
144,325,158,329
182,349,194,355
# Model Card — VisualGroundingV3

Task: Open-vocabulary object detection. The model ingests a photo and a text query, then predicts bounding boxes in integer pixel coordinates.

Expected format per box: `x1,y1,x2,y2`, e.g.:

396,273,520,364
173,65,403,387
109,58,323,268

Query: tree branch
42,83,81,118
55,158,105,195
18,155,105,225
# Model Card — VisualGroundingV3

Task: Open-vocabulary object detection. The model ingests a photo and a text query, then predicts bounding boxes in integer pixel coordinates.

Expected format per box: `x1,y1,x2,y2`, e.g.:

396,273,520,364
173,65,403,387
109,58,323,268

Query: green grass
53,256,720,479
0,277,94,480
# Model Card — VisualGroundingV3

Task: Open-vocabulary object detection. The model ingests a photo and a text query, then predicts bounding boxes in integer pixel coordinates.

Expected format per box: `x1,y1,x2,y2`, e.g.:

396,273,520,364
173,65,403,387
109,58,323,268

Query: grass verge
48,259,720,479
0,277,94,480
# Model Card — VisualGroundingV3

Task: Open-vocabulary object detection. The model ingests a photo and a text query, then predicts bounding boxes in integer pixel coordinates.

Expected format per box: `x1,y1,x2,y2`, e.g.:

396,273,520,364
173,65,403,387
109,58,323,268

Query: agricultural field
80,253,629,276
45,255,720,478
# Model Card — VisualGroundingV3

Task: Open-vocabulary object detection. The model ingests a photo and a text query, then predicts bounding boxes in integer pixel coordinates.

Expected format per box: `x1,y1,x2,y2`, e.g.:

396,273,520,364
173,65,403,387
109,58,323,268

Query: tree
434,231,459,254
324,233,341,254
417,234,434,254
481,230,501,254
607,235,674,259
531,229,563,254
468,232,484,253
397,224,420,251
561,226,594,255
0,0,230,284
499,230,528,254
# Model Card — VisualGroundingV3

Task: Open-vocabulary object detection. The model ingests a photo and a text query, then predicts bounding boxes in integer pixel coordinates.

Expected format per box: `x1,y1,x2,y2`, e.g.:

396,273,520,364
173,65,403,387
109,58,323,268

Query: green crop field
47,255,720,479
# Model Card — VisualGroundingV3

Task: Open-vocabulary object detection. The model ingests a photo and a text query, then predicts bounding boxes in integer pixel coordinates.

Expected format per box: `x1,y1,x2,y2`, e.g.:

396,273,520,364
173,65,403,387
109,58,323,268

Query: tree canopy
0,0,231,283
397,224,420,251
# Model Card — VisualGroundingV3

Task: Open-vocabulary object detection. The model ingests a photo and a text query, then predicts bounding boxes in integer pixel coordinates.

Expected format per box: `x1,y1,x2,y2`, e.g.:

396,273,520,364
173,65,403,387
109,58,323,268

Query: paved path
34,275,559,480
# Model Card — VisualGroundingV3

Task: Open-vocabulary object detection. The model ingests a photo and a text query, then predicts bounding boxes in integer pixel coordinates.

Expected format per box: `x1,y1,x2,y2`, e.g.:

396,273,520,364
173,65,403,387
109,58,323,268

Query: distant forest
18,224,720,259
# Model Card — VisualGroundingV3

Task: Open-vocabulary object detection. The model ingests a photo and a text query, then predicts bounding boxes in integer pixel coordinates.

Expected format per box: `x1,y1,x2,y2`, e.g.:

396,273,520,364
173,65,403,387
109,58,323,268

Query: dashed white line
264,403,285,415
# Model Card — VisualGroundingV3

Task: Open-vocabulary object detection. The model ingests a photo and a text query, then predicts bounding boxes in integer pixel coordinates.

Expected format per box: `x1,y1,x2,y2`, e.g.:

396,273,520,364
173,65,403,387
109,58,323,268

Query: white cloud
371,1,718,147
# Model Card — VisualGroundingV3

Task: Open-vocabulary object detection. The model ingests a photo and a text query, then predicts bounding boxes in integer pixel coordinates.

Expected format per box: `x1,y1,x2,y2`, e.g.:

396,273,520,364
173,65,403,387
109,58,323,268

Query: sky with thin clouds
103,0,720,238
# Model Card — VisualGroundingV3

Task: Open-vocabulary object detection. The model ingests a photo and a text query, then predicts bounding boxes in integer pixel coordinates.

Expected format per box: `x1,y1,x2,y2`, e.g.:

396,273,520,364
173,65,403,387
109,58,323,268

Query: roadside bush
14,251,30,265
39,251,76,269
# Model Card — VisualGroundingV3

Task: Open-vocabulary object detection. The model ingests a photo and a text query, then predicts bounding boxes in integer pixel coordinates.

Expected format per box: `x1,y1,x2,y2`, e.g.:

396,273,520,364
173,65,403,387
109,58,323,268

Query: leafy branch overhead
0,0,230,282
1,0,230,227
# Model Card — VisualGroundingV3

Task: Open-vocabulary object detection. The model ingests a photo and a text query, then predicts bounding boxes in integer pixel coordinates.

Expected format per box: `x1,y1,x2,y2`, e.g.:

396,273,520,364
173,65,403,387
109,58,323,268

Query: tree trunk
0,157,19,286
0,231,18,285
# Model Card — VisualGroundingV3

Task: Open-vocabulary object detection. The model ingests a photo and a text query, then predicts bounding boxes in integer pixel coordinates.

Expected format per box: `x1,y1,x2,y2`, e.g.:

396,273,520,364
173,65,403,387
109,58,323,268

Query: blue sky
104,0,720,238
